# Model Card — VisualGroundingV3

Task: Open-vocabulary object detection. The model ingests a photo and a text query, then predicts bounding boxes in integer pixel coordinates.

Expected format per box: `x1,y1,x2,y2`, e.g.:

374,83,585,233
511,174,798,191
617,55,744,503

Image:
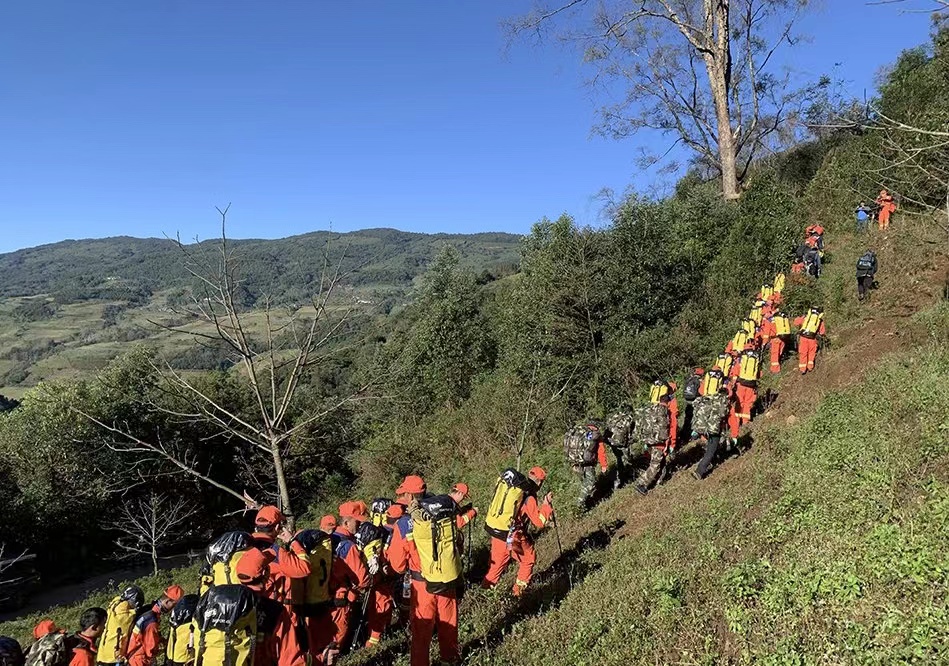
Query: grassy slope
3,223,947,663
441,224,949,665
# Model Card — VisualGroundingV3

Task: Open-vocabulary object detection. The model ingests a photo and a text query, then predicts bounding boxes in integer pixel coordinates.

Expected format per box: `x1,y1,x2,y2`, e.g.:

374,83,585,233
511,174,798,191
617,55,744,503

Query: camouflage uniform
576,465,598,509
635,446,667,492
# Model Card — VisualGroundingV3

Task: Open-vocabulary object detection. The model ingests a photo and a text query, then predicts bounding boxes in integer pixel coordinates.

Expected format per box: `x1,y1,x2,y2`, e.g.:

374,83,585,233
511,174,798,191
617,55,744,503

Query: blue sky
0,0,937,253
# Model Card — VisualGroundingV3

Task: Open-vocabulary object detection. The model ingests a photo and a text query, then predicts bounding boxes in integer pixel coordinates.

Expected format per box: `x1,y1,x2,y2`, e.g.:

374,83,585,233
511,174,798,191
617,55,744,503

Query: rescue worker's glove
367,554,380,576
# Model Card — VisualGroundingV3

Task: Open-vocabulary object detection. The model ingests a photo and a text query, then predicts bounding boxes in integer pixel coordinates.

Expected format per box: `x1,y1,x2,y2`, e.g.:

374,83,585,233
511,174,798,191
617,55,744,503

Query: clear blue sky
0,1,936,253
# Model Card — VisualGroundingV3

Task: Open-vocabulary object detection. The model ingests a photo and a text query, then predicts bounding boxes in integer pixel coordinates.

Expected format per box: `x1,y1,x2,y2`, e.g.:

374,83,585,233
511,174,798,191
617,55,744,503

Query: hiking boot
691,469,703,481
634,484,648,496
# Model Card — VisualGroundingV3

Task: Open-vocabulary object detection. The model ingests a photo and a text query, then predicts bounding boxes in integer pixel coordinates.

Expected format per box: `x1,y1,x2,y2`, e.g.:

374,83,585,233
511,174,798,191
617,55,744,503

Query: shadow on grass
459,518,626,659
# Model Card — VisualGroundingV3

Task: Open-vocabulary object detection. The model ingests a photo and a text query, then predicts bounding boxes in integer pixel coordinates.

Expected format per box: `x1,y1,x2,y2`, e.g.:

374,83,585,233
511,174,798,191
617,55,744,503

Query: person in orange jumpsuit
386,476,427,634
794,308,826,374
69,608,106,666
404,483,478,666
364,508,398,648
308,502,371,657
237,547,315,666
876,189,896,230
252,505,313,605
481,467,553,596
126,586,184,666
727,346,759,444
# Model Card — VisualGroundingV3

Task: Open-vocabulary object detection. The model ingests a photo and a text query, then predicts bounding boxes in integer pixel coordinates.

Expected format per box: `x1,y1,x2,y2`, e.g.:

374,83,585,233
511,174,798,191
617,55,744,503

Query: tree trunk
717,115,740,200
270,441,295,530
151,498,159,577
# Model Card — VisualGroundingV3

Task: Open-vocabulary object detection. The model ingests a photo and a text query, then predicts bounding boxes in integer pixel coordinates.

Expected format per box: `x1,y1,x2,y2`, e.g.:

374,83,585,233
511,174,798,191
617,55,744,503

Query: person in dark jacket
856,249,878,301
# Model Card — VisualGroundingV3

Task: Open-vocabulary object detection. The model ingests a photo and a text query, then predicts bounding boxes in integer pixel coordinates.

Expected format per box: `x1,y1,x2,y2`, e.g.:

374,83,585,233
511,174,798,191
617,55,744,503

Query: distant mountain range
0,228,523,301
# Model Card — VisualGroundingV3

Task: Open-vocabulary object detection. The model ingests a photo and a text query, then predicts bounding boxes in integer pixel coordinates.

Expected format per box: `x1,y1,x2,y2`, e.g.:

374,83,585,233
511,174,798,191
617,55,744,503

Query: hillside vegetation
2,18,949,666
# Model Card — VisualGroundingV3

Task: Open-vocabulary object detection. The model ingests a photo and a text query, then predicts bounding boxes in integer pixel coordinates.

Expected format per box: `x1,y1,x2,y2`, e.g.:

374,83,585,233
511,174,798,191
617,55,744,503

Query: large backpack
203,531,254,591
714,353,734,376
369,498,393,527
484,468,529,539
773,313,791,336
563,426,600,466
774,272,786,294
682,374,702,403
648,382,670,403
738,351,760,383
288,529,333,615
633,402,670,447
692,394,730,436
731,329,750,351
355,522,388,561
193,585,257,666
700,369,725,396
857,252,875,272
800,310,824,337
411,495,461,592
605,412,634,447
166,594,199,665
99,585,144,663
24,633,76,666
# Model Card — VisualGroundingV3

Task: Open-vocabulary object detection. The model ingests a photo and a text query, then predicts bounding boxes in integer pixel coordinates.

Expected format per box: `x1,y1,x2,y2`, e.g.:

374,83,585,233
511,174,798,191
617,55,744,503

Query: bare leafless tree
77,206,374,527
114,493,198,576
509,0,816,200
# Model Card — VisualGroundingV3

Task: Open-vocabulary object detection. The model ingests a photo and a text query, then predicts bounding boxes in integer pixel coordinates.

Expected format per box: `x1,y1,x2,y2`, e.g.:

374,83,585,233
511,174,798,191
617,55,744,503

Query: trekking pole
549,501,564,561
348,582,374,654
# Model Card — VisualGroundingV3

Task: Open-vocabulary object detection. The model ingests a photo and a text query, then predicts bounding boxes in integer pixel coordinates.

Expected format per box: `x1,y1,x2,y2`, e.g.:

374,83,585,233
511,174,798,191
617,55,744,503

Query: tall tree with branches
510,0,815,199
78,207,372,526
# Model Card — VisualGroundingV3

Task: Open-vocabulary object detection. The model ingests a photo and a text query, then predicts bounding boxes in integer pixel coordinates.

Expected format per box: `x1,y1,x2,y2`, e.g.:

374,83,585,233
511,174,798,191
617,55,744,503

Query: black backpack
857,252,875,272
683,373,702,402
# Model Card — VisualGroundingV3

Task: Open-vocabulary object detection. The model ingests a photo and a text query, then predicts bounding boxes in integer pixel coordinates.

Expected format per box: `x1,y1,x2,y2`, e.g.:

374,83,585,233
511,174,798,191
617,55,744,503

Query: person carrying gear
251,506,313,606
726,327,752,354
794,307,826,374
308,502,371,659
386,476,427,632
563,422,608,511
856,249,878,301
713,352,735,378
68,609,106,666
773,272,786,296
605,411,635,489
727,347,760,445
126,586,184,666
97,586,145,666
856,203,871,233
680,368,705,442
634,382,676,495
762,311,792,373
749,300,766,327
234,548,311,666
164,595,198,666
481,467,553,596
803,243,822,278
690,384,730,480
876,189,896,230
400,492,465,666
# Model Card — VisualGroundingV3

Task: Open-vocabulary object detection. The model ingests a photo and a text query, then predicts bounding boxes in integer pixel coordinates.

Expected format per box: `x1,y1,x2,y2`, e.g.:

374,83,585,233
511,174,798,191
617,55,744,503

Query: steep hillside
435,224,949,664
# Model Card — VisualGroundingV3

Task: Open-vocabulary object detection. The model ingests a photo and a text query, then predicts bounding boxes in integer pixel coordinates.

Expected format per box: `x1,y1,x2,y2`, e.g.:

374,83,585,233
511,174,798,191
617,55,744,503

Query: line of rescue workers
0,221,867,666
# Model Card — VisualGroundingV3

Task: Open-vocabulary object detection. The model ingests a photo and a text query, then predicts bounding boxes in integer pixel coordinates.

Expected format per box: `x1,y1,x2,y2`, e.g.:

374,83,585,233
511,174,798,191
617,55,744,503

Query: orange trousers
365,582,394,646
798,336,818,373
482,533,537,595
306,604,350,657
770,337,785,373
879,207,891,230
728,384,756,438
410,580,458,666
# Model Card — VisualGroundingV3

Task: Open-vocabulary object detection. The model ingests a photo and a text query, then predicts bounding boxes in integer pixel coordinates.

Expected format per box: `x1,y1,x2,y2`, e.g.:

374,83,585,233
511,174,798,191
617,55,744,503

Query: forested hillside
2,7,949,666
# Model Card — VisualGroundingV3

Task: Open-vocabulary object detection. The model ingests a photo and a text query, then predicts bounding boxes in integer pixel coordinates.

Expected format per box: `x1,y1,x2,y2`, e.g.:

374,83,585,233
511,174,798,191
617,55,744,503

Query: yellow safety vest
774,273,786,294
715,353,734,375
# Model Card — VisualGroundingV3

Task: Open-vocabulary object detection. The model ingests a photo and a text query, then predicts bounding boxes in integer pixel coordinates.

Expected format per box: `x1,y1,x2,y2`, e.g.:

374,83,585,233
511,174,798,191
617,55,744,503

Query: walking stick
348,581,374,654
549,501,564,561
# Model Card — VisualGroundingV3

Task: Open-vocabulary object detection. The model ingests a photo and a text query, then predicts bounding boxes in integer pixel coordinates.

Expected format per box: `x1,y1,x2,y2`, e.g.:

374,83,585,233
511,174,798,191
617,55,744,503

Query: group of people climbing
0,221,872,666
855,189,897,233
565,223,837,509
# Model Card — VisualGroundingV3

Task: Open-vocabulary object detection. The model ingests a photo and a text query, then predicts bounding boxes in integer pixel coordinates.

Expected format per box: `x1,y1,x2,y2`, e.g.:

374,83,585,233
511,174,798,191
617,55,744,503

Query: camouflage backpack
563,425,600,466
692,394,729,436
633,403,670,446
605,412,634,449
